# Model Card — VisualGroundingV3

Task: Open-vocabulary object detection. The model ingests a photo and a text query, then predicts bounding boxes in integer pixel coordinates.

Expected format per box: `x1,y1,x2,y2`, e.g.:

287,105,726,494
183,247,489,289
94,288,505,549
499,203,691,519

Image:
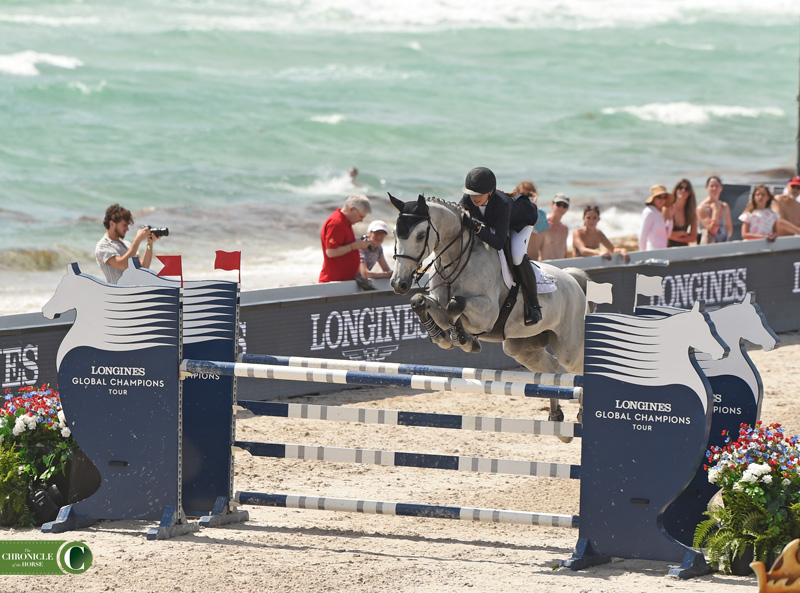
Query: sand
1,333,798,593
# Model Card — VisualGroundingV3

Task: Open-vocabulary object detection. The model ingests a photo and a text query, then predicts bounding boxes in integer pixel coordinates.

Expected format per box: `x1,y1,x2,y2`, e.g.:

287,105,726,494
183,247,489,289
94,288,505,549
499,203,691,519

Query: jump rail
239,353,584,388
234,492,579,528
234,441,581,479
183,359,582,401
238,401,582,439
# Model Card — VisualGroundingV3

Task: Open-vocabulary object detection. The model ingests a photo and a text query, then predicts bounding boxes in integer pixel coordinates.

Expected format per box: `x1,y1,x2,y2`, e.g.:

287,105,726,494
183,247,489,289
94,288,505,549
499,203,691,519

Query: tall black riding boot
514,255,542,326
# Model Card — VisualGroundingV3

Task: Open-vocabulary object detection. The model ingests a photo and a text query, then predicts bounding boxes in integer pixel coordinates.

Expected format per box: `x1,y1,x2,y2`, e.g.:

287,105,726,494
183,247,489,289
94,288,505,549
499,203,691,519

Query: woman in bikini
572,205,630,263
697,175,733,244
667,179,698,247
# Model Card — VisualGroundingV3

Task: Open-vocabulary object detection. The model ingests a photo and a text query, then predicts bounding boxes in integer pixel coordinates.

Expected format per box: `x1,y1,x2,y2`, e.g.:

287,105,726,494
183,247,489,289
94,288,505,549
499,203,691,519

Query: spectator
319,194,371,283
359,220,393,279
95,203,159,284
697,175,732,244
740,184,778,241
667,179,698,247
573,205,630,263
460,166,541,325
639,185,675,251
772,176,800,236
513,181,549,260
539,193,570,260
349,167,360,186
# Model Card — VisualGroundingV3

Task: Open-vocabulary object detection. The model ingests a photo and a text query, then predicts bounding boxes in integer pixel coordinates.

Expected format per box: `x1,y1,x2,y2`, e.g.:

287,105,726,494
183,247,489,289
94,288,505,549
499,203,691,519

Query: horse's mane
426,196,466,217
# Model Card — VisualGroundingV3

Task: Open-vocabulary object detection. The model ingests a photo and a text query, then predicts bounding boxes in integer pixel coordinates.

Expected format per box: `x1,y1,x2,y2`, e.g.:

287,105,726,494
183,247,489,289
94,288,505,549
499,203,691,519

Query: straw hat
645,184,675,206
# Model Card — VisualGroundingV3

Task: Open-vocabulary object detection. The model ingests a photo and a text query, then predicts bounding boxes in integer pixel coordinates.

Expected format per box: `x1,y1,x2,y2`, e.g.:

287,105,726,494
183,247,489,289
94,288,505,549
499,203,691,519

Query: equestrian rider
459,167,542,325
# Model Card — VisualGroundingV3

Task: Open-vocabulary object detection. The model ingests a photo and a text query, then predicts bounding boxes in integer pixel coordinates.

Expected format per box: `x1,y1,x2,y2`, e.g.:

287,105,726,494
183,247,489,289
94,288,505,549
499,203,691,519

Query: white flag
636,274,663,297
586,281,613,305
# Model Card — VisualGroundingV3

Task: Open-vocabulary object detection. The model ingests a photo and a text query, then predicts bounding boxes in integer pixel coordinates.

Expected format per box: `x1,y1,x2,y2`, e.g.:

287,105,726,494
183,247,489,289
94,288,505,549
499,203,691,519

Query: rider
459,167,542,325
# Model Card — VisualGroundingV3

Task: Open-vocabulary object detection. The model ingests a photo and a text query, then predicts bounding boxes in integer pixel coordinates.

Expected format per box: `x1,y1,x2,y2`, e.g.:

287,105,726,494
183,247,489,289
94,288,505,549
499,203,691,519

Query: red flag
157,255,183,279
214,250,241,283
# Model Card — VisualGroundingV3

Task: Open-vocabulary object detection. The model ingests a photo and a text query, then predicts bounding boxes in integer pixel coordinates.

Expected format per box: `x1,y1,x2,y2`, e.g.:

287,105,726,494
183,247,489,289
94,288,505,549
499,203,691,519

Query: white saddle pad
499,253,558,294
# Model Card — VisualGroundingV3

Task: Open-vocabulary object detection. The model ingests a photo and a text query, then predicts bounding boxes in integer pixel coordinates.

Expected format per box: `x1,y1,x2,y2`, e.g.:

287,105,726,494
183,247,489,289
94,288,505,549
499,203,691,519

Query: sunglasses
676,185,690,191
554,202,569,208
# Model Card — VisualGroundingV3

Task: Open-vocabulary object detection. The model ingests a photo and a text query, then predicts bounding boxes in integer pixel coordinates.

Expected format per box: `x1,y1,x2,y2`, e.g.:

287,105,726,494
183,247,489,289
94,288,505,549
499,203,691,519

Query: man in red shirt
319,194,372,282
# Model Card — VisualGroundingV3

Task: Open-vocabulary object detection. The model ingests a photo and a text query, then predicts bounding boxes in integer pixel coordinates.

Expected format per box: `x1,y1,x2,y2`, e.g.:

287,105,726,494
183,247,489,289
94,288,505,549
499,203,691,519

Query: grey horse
389,194,590,438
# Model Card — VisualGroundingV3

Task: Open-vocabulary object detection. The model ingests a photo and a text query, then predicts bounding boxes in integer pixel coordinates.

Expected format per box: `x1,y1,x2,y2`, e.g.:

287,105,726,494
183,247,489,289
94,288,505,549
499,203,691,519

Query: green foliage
0,447,35,527
694,422,800,573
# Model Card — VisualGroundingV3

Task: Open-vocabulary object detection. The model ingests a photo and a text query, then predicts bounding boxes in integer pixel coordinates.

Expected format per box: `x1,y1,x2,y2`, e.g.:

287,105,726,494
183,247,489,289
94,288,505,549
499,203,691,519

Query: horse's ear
388,192,404,212
691,300,706,313
416,194,426,208
743,291,754,304
68,262,80,276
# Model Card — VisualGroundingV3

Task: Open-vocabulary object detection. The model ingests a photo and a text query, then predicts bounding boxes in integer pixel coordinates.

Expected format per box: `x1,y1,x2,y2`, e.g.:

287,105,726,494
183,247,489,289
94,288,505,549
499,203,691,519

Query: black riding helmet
462,167,496,196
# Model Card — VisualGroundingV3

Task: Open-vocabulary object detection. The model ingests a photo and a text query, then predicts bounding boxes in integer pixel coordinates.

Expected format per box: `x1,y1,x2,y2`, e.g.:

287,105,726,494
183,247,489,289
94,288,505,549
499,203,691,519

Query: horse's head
42,263,83,320
684,301,729,360
389,193,431,294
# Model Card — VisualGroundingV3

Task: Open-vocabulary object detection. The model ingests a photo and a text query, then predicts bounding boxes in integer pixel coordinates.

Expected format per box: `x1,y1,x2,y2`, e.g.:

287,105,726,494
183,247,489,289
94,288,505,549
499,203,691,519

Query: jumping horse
389,194,590,440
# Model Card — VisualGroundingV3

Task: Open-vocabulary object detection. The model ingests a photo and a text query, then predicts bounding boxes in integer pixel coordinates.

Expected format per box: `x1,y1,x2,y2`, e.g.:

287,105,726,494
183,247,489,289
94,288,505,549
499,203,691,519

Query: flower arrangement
0,384,77,526
694,421,800,573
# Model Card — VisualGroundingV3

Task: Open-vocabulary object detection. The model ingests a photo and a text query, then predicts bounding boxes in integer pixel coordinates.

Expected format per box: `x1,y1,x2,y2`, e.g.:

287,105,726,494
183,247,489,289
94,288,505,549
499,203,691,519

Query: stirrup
524,304,542,326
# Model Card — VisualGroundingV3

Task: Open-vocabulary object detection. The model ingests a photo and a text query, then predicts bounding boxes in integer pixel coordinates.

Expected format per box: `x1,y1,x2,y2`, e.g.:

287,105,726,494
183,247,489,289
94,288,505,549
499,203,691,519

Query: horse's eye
415,230,426,242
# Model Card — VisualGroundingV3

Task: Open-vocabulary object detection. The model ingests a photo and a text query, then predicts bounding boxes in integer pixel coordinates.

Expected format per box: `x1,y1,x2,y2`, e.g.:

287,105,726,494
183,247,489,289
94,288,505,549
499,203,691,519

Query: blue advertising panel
39,263,183,523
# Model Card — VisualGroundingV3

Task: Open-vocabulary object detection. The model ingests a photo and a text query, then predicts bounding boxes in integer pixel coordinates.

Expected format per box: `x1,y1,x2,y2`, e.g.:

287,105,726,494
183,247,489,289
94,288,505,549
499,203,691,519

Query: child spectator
740,185,778,241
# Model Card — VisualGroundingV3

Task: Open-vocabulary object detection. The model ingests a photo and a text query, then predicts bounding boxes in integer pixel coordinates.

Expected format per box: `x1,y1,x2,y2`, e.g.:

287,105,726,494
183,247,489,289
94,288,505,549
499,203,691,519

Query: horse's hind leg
503,334,573,444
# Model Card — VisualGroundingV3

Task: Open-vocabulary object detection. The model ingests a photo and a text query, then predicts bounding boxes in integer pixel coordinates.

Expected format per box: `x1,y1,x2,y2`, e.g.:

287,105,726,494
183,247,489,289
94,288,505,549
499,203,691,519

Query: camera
361,234,368,242
143,225,169,238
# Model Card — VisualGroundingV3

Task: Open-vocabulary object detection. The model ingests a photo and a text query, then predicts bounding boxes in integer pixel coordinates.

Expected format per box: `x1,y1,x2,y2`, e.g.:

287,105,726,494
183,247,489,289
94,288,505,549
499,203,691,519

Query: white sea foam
0,14,99,27
601,102,785,125
266,172,364,197
68,80,108,95
273,64,417,83
0,51,83,77
310,114,346,125
159,0,800,33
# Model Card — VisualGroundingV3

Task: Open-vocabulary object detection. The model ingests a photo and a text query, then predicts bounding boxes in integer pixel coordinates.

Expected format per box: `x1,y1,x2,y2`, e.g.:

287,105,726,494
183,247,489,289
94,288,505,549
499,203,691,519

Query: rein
393,207,474,293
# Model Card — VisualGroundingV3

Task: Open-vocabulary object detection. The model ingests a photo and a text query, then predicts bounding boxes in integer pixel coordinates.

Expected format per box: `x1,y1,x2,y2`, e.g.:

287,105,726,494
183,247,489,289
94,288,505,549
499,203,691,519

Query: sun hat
789,176,800,187
553,193,570,206
367,220,389,234
645,184,675,206
462,167,496,196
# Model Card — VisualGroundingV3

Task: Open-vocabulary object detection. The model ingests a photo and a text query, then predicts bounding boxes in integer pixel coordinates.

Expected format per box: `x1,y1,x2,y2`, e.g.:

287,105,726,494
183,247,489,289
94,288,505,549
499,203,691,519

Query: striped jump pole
239,400,582,440
239,353,583,388
182,360,582,401
234,492,579,529
233,441,580,479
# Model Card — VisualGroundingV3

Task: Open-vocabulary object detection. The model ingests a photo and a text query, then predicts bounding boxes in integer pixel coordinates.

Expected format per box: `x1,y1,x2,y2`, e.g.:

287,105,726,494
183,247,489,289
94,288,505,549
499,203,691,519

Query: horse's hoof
549,407,573,443
410,293,427,314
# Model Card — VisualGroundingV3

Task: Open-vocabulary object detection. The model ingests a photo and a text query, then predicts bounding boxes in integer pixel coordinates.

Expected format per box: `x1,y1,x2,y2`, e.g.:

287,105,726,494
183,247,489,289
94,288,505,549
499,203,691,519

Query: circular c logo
58,541,93,574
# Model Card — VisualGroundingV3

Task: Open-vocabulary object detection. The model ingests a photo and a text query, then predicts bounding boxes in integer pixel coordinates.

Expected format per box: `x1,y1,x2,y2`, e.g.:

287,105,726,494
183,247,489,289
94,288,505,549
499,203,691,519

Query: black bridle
393,210,475,290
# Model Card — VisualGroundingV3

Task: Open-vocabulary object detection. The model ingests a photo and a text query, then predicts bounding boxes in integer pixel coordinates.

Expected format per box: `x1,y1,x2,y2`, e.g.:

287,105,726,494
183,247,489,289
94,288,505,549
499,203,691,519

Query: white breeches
510,225,533,265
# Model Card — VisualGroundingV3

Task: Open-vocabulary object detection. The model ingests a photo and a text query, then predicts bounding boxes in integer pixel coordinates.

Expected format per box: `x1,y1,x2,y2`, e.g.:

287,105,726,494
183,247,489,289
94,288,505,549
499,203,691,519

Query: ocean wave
0,50,83,77
272,64,418,83
601,102,785,125
161,0,800,33
68,80,108,95
310,114,346,125
0,246,91,272
265,172,364,197
656,38,714,51
0,14,99,27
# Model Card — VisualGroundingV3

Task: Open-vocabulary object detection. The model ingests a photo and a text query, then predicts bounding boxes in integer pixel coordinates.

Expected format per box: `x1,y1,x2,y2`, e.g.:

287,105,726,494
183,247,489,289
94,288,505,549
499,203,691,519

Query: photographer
95,203,163,284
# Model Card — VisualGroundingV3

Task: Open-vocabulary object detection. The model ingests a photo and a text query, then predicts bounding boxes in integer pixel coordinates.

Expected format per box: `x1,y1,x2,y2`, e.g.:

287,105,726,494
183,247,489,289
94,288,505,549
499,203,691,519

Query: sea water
1,0,799,314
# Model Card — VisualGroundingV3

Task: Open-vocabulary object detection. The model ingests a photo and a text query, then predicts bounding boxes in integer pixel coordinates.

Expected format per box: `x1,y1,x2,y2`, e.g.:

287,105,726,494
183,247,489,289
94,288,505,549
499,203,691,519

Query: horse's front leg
444,295,498,354
410,293,455,350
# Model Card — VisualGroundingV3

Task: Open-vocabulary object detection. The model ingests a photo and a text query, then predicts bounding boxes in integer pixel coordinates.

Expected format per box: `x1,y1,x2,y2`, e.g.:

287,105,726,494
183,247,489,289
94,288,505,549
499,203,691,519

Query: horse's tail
563,267,596,313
